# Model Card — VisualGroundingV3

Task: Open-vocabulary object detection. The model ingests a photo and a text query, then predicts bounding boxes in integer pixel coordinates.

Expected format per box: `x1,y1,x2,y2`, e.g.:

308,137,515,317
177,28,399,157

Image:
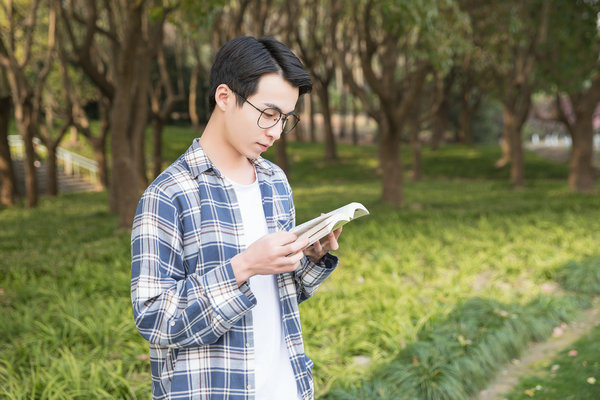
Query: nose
265,121,283,140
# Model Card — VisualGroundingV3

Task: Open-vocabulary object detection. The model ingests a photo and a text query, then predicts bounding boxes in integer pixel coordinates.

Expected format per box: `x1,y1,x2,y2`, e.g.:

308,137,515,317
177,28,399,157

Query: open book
292,202,369,246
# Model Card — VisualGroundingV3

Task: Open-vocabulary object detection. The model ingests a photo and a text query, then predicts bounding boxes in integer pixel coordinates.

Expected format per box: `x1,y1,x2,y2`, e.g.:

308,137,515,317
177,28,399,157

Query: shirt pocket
158,347,179,393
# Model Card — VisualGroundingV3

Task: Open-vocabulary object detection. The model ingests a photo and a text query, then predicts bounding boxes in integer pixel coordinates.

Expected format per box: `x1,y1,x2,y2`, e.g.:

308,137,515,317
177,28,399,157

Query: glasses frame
234,92,300,134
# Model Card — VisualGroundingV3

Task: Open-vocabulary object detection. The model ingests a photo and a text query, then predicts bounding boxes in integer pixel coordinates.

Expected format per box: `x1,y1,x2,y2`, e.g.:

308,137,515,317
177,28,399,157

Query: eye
263,109,280,121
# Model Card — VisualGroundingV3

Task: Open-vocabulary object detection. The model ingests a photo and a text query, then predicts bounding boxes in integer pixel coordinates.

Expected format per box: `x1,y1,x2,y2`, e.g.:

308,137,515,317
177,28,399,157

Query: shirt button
247,384,252,390
245,342,250,348
170,321,176,326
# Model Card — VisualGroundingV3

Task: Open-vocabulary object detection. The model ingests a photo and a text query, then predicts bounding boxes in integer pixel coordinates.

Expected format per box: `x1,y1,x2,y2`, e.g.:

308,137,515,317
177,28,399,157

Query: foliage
2,128,600,398
536,0,600,93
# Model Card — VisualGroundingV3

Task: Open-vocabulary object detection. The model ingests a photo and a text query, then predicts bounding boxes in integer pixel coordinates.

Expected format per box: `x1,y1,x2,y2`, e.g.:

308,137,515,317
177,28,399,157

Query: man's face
224,73,299,160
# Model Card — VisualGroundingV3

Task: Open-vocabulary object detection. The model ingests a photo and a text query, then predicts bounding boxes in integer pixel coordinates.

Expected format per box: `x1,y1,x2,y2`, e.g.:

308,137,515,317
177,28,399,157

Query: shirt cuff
316,252,338,269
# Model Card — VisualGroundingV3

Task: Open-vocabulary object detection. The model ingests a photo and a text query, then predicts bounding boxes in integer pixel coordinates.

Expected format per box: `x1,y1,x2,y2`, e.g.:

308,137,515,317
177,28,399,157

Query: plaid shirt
131,139,338,400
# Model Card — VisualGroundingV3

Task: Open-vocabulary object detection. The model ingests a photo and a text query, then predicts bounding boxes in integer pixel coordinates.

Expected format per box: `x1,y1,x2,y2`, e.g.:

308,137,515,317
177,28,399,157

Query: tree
0,0,57,208
0,66,18,206
288,0,340,161
56,32,110,190
337,0,468,205
468,0,550,188
149,28,186,179
36,83,72,196
538,0,600,193
59,0,173,227
430,69,455,149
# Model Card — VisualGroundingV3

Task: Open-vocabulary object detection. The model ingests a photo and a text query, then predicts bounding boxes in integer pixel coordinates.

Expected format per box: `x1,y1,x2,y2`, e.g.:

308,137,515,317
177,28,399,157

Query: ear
214,84,233,111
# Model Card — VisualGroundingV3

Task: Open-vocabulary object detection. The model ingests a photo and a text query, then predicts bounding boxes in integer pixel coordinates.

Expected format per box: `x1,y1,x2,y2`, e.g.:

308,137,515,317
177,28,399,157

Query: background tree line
0,0,598,227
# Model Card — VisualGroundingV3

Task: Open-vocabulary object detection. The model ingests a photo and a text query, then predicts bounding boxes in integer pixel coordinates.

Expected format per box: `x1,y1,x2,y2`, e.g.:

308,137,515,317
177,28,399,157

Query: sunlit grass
2,126,599,398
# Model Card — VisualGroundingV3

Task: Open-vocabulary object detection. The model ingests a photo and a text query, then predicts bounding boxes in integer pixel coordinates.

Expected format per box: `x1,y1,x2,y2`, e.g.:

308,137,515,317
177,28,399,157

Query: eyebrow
263,102,295,115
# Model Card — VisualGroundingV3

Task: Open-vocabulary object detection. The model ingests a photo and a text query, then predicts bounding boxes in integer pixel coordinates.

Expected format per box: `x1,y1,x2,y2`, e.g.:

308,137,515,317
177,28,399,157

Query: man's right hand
231,231,309,286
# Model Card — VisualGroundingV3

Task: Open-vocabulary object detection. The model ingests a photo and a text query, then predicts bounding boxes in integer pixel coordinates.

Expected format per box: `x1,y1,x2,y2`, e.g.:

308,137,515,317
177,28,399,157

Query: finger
285,237,310,255
333,226,343,240
280,251,304,268
327,232,339,251
275,230,298,245
312,239,323,255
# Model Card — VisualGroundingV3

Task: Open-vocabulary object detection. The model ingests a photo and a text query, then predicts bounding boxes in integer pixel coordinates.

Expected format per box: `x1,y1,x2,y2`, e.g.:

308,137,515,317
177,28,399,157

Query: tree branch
19,0,41,69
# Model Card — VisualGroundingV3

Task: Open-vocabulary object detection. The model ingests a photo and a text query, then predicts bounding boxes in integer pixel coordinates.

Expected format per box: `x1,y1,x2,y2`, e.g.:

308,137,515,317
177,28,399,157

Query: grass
2,126,600,399
504,312,600,400
502,257,600,400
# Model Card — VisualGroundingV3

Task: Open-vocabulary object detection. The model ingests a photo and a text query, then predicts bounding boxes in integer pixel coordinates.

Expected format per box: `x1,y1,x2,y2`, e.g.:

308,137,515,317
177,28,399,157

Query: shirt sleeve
130,186,255,348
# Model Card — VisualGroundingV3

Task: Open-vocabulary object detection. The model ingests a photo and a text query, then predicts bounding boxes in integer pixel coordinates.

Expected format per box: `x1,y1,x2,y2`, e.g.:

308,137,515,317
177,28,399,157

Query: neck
198,117,256,185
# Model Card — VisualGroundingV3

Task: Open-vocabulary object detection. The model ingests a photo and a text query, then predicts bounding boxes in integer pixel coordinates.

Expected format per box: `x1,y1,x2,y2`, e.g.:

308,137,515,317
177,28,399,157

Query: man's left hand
303,227,343,264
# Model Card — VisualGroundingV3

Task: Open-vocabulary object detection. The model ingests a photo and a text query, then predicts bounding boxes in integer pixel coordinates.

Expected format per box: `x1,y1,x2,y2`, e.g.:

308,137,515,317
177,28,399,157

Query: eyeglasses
235,92,300,134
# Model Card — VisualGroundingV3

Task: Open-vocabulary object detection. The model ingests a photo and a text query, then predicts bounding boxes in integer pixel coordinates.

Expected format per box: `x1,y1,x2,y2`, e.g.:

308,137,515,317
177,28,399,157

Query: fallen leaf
568,349,578,357
552,326,564,337
524,388,536,397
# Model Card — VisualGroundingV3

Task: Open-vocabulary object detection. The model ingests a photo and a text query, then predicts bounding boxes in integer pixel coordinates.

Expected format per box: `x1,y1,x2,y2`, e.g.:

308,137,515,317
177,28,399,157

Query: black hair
208,36,312,112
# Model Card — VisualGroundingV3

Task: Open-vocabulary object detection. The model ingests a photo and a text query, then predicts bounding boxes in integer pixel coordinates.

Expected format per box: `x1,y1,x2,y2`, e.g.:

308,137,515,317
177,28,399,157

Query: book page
292,202,369,245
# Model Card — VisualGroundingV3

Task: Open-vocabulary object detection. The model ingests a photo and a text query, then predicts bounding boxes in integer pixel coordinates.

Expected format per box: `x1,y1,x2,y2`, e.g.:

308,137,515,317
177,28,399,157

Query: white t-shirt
226,176,300,400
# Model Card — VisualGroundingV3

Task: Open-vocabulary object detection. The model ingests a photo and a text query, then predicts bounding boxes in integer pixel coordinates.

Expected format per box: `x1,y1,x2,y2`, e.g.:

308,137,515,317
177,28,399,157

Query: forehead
251,73,299,112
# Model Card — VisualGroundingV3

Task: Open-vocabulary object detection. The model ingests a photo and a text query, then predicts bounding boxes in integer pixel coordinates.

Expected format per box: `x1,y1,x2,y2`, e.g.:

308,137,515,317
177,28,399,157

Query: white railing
529,133,600,148
8,135,99,183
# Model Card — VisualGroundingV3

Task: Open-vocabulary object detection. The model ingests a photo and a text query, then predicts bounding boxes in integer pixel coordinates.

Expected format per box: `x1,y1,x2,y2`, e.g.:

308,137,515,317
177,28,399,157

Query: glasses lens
257,108,282,129
282,115,299,134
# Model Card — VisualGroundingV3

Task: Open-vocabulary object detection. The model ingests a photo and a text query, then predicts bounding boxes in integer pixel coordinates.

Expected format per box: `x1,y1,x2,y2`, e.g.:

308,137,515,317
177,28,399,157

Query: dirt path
476,303,600,400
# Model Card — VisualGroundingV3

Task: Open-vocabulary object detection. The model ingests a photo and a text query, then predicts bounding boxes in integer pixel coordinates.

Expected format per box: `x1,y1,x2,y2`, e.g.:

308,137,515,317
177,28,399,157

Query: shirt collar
184,139,274,178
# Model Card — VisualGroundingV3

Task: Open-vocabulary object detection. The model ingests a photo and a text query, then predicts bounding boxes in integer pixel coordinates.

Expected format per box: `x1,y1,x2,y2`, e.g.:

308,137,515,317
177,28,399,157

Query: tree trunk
0,95,17,205
110,97,142,225
379,114,403,206
23,119,38,208
14,98,40,207
95,101,110,189
458,91,476,144
502,94,530,189
496,127,511,168
409,114,422,182
274,132,289,175
431,72,452,150
110,51,151,226
134,66,150,191
189,62,201,130
152,117,163,179
562,88,600,193
315,82,337,161
307,94,316,142
569,118,595,193
92,136,108,189
45,145,58,196
431,100,449,150
351,98,359,146
457,85,480,144
338,91,347,139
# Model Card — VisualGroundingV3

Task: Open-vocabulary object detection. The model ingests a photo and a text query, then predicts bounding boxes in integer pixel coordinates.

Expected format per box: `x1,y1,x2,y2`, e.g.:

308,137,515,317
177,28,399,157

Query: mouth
257,143,270,152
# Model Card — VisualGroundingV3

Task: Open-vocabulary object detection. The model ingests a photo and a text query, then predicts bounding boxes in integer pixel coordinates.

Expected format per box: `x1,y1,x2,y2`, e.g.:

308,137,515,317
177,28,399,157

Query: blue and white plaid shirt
131,139,338,400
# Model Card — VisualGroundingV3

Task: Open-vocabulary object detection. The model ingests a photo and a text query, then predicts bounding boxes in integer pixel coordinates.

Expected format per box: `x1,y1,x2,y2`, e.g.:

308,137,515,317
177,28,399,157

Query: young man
131,36,342,400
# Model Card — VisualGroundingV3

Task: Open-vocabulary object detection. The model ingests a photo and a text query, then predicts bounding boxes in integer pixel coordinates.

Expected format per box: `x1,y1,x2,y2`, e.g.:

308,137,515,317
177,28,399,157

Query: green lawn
1,128,599,399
